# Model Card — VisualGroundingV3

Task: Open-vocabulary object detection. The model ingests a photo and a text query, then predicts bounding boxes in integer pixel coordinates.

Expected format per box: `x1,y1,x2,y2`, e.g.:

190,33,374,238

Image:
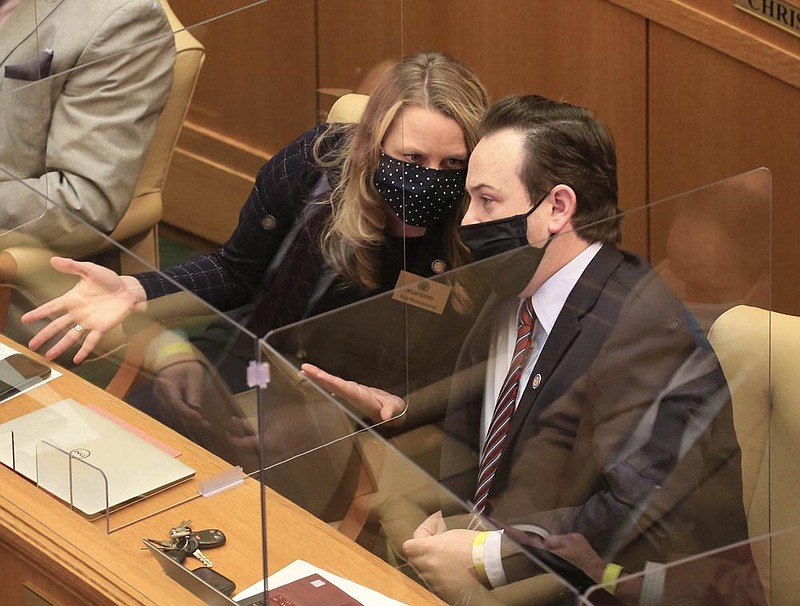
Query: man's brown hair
478,95,622,244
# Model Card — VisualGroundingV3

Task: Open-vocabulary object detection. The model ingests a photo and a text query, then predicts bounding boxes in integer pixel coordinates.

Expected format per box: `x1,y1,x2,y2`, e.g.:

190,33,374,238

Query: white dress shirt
480,242,603,453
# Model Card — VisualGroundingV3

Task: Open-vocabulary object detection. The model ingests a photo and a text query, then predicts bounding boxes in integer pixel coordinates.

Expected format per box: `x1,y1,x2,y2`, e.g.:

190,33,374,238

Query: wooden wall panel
174,1,318,154
317,0,402,89
610,0,800,88
316,0,649,255
648,24,800,314
163,1,318,243
161,0,800,316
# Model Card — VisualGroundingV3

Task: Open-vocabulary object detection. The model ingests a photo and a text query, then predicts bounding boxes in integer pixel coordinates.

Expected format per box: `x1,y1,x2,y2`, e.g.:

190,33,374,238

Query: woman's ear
548,184,577,235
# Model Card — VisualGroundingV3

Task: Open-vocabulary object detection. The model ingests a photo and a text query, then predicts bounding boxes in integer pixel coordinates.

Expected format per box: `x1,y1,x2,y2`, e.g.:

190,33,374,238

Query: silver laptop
0,398,195,518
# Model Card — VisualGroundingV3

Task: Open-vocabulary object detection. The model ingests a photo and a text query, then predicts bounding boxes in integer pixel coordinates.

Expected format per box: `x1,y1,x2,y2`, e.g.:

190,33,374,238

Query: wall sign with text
735,0,800,38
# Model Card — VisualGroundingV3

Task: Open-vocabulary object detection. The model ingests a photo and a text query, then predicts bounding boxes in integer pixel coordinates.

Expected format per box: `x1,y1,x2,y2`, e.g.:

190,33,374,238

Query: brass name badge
392,270,451,315
734,0,800,38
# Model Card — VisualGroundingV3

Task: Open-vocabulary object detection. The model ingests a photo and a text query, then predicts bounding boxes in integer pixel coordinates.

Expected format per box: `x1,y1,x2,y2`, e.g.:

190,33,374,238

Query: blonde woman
24,51,489,369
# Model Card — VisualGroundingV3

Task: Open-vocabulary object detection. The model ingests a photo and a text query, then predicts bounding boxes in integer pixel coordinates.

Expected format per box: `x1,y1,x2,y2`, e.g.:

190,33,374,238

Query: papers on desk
233,559,408,606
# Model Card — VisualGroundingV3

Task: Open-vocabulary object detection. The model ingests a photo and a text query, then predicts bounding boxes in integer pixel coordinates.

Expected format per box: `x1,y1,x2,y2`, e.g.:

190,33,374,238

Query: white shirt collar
528,242,603,335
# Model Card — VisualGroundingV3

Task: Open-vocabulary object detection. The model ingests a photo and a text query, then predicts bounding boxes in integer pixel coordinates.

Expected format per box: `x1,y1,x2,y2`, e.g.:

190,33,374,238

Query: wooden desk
0,349,442,605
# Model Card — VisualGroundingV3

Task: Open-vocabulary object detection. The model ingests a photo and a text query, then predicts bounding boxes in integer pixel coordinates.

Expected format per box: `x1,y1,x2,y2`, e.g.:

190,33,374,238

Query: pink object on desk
85,403,183,458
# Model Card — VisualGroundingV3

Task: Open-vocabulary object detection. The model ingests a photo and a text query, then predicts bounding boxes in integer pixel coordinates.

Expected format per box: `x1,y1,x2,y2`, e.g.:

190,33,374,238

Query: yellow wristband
601,562,624,595
472,531,492,584
154,340,194,367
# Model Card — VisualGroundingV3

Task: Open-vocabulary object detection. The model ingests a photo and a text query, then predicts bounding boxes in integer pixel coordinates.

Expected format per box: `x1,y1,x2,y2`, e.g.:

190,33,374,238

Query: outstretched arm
21,256,146,363
300,362,407,422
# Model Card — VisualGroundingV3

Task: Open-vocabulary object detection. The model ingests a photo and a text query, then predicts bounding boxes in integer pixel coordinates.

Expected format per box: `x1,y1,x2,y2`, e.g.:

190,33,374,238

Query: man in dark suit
304,95,759,604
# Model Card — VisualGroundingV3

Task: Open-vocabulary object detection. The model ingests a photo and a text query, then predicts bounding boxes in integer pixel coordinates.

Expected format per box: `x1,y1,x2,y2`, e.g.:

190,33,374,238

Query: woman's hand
300,363,407,422
21,256,147,363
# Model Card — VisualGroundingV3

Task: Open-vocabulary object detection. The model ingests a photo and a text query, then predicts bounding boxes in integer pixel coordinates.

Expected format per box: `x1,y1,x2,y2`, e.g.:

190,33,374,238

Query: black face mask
373,153,467,227
466,240,550,298
458,191,549,262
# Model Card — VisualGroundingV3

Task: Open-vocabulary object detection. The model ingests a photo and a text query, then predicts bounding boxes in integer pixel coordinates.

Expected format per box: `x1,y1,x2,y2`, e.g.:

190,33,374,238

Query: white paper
233,559,407,606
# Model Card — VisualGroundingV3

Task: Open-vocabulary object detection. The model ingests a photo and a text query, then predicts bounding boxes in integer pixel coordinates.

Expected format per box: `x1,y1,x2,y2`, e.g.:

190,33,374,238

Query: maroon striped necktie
472,297,536,517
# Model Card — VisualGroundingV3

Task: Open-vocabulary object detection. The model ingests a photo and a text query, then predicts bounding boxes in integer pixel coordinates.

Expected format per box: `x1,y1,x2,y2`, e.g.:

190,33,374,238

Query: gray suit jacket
0,0,174,242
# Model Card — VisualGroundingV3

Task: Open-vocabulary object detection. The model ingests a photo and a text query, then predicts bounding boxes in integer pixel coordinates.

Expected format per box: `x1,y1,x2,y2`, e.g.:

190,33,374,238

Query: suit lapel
0,0,62,68
507,246,625,442
507,305,581,440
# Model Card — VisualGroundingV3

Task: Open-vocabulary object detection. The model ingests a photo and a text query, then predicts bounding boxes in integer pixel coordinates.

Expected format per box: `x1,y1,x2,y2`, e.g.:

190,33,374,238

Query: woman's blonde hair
317,51,489,292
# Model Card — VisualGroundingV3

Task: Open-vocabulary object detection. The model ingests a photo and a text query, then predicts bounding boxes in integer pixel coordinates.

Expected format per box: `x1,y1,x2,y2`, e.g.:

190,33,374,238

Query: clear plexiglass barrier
260,168,773,605
0,1,439,604
0,165,277,590
0,4,276,600
580,524,800,606
0,2,783,604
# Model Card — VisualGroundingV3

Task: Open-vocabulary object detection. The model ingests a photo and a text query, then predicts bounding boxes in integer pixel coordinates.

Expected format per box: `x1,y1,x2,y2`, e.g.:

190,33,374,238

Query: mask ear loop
524,189,556,249
527,187,553,216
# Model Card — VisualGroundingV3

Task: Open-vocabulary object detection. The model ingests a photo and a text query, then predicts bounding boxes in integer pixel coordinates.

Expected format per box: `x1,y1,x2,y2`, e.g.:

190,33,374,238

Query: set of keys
147,520,226,568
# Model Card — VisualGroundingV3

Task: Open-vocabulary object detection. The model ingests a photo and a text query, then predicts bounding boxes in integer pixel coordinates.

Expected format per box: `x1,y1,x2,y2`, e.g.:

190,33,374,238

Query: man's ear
548,184,577,235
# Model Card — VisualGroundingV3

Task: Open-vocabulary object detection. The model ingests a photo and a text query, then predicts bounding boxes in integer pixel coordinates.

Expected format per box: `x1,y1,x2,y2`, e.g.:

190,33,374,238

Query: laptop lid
0,398,195,518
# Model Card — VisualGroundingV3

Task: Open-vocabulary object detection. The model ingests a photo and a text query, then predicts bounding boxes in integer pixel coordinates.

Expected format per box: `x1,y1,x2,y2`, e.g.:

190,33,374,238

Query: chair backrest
708,305,800,604
110,0,205,272
327,93,369,124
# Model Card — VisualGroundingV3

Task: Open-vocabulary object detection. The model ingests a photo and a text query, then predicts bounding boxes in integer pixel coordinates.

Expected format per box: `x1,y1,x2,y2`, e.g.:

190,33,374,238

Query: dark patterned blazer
136,124,451,338
136,124,335,316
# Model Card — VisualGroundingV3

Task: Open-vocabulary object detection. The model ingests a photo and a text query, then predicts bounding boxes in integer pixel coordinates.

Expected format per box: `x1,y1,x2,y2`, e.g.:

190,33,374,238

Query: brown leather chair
112,0,206,274
326,93,369,123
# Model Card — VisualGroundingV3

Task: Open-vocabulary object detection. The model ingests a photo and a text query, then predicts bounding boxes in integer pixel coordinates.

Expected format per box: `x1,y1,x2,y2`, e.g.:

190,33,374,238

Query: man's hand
300,363,406,422
413,511,448,538
152,359,211,437
403,514,482,600
544,533,606,582
149,359,263,471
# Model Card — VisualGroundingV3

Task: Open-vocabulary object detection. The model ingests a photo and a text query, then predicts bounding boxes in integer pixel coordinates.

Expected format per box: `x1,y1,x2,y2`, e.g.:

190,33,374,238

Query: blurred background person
655,176,771,332
0,0,174,243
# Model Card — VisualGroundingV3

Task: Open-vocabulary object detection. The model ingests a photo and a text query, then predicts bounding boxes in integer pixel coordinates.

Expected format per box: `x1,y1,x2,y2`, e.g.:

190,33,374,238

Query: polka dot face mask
373,152,467,227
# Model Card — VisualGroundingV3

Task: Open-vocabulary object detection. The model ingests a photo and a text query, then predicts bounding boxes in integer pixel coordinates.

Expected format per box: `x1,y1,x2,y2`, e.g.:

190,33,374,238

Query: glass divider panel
259,169,772,604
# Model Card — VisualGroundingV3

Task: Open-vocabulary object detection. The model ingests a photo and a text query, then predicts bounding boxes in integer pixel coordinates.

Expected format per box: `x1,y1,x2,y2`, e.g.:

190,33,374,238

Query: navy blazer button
532,373,542,389
431,259,447,274
261,215,277,230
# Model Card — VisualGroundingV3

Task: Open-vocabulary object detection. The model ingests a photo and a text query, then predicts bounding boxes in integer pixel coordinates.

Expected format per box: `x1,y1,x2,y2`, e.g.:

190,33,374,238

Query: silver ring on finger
72,324,85,334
